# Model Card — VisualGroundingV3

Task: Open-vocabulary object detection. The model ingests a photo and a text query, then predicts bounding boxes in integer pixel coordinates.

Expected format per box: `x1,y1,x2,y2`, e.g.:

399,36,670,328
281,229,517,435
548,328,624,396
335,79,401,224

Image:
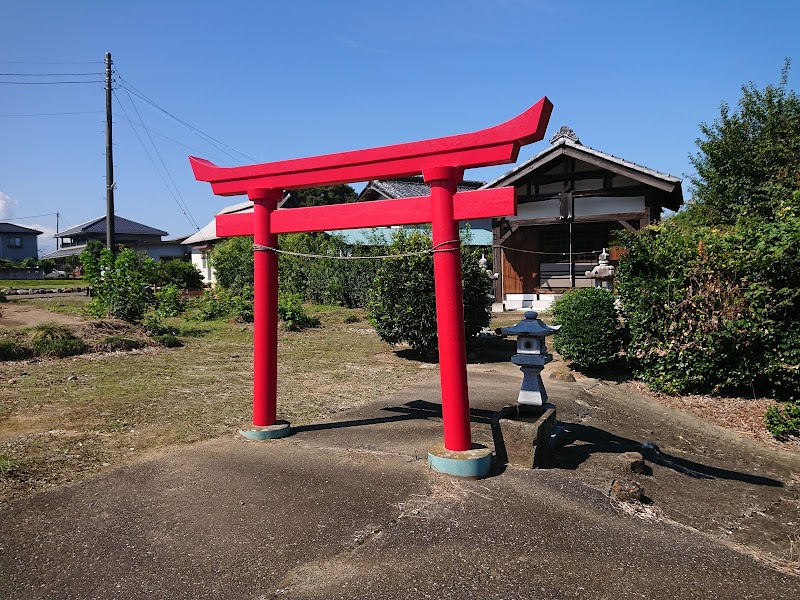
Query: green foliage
153,334,183,348
278,293,320,331
140,315,178,337
688,60,800,226
0,336,33,361
154,284,185,318
368,230,492,357
0,454,26,478
211,231,380,309
99,336,144,352
81,247,155,323
294,185,356,207
209,236,254,296
189,286,253,323
764,402,800,440
616,193,800,401
15,257,38,269
31,324,86,358
38,258,55,274
153,260,203,290
552,288,623,370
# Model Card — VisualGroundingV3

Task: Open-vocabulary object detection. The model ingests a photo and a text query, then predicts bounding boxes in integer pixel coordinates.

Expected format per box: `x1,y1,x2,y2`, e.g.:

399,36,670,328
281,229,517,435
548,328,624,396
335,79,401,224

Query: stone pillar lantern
585,247,615,291
500,310,560,406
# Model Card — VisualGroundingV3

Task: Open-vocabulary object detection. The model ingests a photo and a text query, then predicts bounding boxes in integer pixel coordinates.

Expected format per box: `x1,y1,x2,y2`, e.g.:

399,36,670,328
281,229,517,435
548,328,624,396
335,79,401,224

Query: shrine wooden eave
483,139,684,211
190,97,553,196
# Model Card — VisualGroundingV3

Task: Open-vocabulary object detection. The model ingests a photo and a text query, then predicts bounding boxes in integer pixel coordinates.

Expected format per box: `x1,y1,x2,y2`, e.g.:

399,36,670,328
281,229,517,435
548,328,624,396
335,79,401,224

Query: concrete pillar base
239,421,292,440
428,443,492,478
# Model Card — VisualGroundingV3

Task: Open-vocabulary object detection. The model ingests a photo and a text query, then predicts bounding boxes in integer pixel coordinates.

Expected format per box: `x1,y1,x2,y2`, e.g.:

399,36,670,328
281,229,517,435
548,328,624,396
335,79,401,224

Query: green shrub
31,324,86,358
99,336,144,352
153,260,203,290
140,315,178,337
189,286,254,323
616,192,800,400
278,293,320,331
344,314,361,324
764,402,800,440
0,454,26,478
154,334,183,348
81,247,155,323
551,288,623,370
0,336,33,361
154,284,184,317
368,230,492,357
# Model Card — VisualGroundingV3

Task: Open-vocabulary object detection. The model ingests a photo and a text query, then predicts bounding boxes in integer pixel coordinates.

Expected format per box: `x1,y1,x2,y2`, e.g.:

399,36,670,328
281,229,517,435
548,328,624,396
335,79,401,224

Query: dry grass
0,307,421,507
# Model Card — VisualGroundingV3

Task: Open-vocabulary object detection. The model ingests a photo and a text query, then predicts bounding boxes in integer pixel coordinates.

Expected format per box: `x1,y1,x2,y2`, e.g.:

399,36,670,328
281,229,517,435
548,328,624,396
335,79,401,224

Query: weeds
31,324,86,358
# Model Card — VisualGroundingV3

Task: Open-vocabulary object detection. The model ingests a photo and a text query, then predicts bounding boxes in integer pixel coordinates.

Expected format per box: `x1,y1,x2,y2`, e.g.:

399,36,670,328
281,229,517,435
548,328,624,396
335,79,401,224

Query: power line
0,110,102,117
116,75,260,164
0,72,102,76
112,87,203,236
0,80,102,85
0,61,101,65
111,112,235,162
8,212,59,220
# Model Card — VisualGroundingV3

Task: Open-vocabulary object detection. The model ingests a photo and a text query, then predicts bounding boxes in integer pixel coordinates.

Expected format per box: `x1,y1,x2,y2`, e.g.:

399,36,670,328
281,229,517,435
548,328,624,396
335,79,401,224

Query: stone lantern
500,310,560,406
585,247,615,290
492,310,560,469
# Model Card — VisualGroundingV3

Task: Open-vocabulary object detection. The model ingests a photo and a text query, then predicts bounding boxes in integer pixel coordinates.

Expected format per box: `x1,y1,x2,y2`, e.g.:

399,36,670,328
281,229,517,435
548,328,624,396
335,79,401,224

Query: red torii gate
190,97,553,476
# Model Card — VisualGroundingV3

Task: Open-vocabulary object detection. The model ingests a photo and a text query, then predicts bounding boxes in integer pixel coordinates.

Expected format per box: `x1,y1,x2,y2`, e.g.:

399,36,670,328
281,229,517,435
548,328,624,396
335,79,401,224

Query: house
354,177,493,246
485,126,683,309
42,215,188,263
0,222,42,262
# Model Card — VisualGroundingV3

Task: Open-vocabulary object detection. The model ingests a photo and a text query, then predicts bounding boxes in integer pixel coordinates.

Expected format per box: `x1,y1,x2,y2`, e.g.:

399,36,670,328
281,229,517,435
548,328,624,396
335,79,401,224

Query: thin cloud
335,37,387,54
0,190,17,220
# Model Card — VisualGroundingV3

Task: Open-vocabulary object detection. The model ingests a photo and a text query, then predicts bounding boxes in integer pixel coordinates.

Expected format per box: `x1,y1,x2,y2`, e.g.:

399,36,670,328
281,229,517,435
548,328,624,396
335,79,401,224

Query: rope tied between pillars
252,239,461,260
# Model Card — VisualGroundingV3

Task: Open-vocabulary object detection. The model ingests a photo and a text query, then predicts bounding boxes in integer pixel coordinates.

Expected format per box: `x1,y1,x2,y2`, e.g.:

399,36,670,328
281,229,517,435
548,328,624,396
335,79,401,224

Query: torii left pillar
240,188,291,440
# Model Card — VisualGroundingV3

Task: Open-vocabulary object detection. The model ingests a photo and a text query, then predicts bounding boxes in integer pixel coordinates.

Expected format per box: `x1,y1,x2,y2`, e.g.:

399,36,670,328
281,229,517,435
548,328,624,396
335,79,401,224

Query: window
6,237,22,248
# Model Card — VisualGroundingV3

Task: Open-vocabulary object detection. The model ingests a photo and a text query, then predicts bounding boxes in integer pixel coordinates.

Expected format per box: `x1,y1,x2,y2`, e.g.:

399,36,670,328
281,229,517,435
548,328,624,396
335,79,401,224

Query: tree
687,59,800,225
81,248,155,323
368,229,492,358
38,259,56,274
209,236,254,296
293,185,356,207
153,260,204,290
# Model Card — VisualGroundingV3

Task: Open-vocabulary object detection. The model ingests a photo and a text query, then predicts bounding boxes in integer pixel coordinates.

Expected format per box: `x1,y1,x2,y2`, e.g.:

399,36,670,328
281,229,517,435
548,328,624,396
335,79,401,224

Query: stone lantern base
491,403,556,468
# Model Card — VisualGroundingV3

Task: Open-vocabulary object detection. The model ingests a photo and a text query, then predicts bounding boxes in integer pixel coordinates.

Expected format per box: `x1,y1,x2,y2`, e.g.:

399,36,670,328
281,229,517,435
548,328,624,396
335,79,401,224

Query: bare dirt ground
0,300,86,327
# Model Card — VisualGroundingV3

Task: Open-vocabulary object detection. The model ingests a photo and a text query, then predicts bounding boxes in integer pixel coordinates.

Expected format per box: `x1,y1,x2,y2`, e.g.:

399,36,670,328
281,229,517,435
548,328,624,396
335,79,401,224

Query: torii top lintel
190,97,553,196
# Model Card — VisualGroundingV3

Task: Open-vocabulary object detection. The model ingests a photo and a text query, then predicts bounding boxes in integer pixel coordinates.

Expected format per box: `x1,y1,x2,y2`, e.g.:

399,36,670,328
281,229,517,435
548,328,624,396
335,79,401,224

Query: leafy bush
210,231,381,308
278,293,320,331
153,260,203,290
154,284,184,317
140,315,178,337
0,336,33,361
99,336,144,352
764,402,800,440
188,286,253,323
31,324,86,358
551,288,623,370
38,258,56,274
368,230,492,357
616,193,800,400
81,247,155,323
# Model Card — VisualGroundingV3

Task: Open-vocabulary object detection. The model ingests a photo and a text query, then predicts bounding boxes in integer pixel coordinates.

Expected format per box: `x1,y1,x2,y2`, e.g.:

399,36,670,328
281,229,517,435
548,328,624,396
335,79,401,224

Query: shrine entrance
190,97,552,477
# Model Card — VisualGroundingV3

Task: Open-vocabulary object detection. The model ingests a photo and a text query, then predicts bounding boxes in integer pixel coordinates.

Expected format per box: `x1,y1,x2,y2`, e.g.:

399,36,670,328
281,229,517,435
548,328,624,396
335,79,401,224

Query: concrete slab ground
1,363,798,599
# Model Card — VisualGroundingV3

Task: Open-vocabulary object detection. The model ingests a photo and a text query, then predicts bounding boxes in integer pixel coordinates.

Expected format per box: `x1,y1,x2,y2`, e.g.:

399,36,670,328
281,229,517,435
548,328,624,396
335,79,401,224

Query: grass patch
0,306,422,505
18,297,89,317
0,454,26,478
0,279,85,289
99,336,145,352
153,334,183,348
0,336,33,361
31,324,87,358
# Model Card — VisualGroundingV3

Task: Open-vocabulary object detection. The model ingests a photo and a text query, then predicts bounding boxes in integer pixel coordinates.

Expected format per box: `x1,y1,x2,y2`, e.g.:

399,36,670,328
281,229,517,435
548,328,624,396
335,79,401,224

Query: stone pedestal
491,403,556,468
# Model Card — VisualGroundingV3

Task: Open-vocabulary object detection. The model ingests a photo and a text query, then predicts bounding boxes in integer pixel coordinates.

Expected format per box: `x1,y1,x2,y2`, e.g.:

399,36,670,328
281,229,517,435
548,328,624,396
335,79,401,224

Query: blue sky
1,0,797,255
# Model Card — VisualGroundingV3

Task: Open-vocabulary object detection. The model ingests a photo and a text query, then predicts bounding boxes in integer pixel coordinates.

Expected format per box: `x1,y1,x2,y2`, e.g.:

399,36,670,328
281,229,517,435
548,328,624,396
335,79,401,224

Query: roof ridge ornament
549,125,581,145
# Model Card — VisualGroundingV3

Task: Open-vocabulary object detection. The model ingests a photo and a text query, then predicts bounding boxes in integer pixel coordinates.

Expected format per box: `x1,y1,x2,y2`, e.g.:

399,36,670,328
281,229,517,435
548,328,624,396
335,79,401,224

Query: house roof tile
57,215,168,238
0,222,43,235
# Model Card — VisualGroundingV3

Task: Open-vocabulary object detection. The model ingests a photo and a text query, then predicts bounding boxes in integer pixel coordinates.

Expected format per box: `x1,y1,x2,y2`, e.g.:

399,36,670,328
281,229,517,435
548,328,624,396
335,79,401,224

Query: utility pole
56,212,60,250
105,52,115,253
